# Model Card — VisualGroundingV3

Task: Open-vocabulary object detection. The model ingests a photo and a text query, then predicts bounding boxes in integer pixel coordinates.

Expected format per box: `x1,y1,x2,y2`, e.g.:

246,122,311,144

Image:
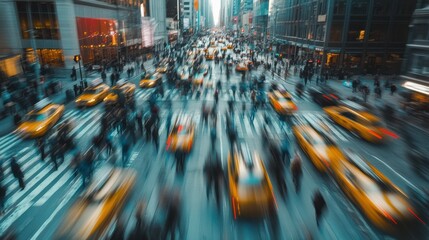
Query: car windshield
83,89,97,94
238,177,266,196
24,113,47,122
278,96,291,102
345,154,395,194
171,125,190,135
150,75,158,80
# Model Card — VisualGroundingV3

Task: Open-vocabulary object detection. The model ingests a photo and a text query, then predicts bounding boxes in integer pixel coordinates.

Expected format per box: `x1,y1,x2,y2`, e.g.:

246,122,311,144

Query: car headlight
88,99,96,103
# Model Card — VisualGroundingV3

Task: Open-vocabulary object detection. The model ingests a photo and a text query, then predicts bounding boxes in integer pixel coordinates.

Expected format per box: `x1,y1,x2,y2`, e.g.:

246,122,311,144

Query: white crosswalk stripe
0,107,107,235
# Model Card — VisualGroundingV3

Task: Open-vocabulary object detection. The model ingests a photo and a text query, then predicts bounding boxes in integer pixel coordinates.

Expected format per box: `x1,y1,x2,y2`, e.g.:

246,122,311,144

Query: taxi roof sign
34,98,52,111
90,78,103,87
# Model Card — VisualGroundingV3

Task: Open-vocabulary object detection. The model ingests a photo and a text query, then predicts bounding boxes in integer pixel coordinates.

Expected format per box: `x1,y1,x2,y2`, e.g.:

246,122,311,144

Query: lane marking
30,179,81,240
370,154,420,192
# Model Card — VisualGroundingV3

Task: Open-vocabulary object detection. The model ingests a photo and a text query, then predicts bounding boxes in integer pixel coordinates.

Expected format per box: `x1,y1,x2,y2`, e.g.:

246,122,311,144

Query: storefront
401,79,429,112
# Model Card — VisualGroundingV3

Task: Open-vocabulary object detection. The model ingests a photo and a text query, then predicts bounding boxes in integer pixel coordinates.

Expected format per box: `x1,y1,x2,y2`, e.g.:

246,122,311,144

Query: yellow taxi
221,45,228,51
235,62,248,72
103,80,136,105
193,73,204,87
205,48,217,60
16,98,64,138
156,61,169,73
166,115,195,153
268,90,298,115
227,43,234,49
324,105,398,143
228,143,277,219
292,125,344,172
331,150,424,234
139,72,162,88
75,79,110,107
54,166,136,240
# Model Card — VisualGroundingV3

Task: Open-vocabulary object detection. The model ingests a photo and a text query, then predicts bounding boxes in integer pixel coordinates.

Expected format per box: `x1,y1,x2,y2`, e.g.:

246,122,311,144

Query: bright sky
211,0,221,26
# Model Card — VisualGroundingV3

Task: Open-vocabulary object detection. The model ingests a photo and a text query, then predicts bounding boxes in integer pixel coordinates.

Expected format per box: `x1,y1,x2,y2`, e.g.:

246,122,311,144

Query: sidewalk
272,66,429,133
0,59,154,137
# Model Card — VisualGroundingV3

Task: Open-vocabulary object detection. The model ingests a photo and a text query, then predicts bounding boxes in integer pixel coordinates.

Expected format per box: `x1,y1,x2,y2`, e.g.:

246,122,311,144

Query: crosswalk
133,85,311,103
0,100,351,235
0,108,106,235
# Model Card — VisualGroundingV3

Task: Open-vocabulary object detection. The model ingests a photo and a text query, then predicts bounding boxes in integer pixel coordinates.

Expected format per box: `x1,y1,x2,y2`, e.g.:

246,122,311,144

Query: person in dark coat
390,84,397,95
136,111,143,137
0,184,6,215
152,122,159,152
73,84,79,97
36,138,46,161
291,153,303,193
313,189,327,227
10,157,25,190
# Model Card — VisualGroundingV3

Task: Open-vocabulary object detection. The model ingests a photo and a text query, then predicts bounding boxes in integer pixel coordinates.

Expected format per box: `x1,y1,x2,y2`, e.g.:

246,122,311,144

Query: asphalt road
0,56,427,240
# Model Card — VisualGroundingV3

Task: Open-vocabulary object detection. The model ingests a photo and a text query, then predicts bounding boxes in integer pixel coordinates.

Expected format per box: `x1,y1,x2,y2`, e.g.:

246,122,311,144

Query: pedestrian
121,133,131,167
291,153,302,193
49,137,59,171
281,137,291,165
152,123,160,152
204,151,223,208
136,110,143,137
214,89,219,105
352,79,358,93
0,183,6,215
73,84,79,97
0,160,4,182
36,138,46,161
10,157,25,190
163,191,181,239
101,71,107,83
313,189,327,227
390,84,397,95
250,104,257,123
128,201,149,240
110,73,115,86
110,218,125,240
71,66,77,81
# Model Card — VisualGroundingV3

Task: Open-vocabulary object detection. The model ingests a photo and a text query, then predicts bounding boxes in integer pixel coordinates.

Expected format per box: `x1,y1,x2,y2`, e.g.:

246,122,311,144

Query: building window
391,23,409,42
347,21,366,42
37,49,64,67
333,0,346,15
76,18,119,65
409,54,429,75
396,0,417,15
413,24,428,40
350,0,368,15
330,22,343,42
16,1,60,40
373,0,391,15
368,23,387,42
184,2,190,5
184,7,190,10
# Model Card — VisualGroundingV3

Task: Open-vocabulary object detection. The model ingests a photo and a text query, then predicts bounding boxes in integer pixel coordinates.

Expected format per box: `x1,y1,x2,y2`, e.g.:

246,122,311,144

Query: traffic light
74,55,81,63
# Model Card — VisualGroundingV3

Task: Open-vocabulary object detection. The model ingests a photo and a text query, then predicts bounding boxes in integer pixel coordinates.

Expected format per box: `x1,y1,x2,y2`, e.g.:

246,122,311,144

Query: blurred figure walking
291,153,303,193
10,157,25,190
313,189,327,228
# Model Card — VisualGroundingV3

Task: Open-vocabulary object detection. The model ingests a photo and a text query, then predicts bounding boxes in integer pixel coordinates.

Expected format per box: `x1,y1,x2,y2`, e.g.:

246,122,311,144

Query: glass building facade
270,0,417,75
